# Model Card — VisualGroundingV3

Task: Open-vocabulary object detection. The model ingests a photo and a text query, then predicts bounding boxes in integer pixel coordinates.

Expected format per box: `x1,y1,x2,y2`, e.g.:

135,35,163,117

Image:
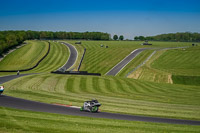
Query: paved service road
57,42,77,71
106,48,148,76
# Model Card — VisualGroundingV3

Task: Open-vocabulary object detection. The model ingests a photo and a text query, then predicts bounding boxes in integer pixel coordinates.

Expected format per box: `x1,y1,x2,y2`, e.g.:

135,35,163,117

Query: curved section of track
0,94,199,125
57,42,78,71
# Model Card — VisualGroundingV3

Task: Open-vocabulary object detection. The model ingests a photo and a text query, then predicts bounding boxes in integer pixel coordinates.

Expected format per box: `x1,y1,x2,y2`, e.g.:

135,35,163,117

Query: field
27,41,69,73
0,41,69,76
0,41,48,71
66,41,192,76
0,40,200,132
128,45,200,84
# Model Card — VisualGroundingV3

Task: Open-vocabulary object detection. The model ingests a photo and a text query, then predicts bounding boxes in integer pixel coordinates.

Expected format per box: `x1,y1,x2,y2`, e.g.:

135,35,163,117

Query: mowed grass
127,46,200,83
172,75,200,86
151,46,200,76
3,74,200,120
27,41,69,73
0,41,69,76
1,107,199,133
67,41,150,74
0,40,48,70
66,41,192,75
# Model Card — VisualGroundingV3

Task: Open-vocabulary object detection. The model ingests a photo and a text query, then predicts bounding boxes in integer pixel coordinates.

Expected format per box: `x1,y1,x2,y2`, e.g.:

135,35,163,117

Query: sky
0,0,200,39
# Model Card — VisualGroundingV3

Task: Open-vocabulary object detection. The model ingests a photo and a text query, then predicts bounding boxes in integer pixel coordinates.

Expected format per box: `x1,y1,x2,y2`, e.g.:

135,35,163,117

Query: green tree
134,36,139,40
119,35,124,40
113,35,118,40
138,36,145,41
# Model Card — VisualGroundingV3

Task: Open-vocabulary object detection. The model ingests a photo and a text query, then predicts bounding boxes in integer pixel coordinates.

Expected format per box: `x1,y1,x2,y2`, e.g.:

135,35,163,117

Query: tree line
0,30,110,54
134,32,200,42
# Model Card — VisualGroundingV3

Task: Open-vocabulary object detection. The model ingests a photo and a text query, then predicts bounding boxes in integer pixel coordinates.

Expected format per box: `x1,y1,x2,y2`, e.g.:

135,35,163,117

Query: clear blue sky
0,0,200,39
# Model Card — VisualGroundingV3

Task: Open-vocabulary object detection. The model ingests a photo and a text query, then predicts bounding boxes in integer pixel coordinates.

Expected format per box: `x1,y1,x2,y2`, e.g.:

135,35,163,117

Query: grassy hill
0,41,69,75
28,41,69,73
128,46,200,84
0,40,48,70
151,46,200,76
66,41,192,76
3,73,200,120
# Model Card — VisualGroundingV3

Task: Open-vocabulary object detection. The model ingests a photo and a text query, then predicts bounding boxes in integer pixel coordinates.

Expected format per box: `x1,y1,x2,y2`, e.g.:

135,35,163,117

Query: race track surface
0,75,200,125
0,74,32,84
106,48,148,76
0,95,200,125
57,42,77,71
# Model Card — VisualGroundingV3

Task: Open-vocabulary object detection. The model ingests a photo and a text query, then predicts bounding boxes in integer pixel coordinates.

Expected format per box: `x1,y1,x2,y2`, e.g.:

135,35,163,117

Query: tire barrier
51,71,101,76
0,42,51,72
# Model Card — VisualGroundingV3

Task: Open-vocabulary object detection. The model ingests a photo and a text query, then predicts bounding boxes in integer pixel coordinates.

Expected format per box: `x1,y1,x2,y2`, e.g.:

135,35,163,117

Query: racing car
0,85,4,95
80,99,101,113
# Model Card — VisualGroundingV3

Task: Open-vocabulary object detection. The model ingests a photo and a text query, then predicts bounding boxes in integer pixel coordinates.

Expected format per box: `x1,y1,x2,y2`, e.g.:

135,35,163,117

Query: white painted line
70,106,81,109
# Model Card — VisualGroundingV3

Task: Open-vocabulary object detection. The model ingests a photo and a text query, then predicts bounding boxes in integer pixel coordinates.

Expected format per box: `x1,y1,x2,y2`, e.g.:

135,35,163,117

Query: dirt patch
168,74,173,84
127,69,142,79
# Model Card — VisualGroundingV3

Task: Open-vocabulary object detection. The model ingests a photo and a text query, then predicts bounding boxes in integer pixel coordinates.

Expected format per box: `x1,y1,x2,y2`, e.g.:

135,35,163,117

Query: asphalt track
57,42,78,71
0,94,200,125
106,48,149,76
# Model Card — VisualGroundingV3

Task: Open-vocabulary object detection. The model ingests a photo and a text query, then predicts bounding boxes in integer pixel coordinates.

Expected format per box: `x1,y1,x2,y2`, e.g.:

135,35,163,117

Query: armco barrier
51,71,101,76
0,42,51,72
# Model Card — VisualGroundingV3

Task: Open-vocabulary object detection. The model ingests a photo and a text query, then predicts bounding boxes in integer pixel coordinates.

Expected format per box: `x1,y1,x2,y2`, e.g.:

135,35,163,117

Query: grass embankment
151,46,200,76
66,41,192,76
128,45,200,84
3,74,200,120
1,107,199,133
128,49,173,83
117,50,155,77
0,40,48,70
0,41,69,76
66,41,148,74
27,41,69,73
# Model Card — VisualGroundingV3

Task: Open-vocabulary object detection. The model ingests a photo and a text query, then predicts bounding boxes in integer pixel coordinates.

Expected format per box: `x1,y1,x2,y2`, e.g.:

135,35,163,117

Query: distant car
0,85,4,95
80,99,101,113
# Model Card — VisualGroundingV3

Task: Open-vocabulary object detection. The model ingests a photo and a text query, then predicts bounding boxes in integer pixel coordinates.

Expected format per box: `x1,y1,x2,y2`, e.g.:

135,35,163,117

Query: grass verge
0,107,199,133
